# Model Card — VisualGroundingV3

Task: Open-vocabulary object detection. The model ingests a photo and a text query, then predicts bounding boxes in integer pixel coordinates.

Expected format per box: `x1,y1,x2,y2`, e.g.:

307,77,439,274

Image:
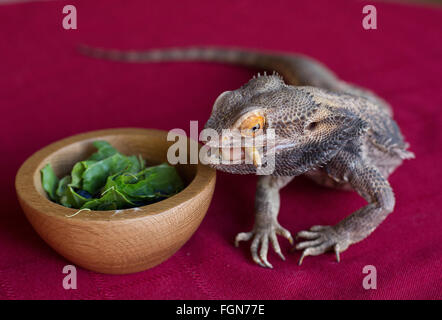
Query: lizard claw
295,225,350,265
235,232,253,247
235,223,293,268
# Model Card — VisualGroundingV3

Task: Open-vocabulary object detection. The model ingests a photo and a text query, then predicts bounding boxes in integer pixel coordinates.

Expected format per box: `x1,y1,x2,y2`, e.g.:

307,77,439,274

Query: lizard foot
295,225,350,265
235,223,294,268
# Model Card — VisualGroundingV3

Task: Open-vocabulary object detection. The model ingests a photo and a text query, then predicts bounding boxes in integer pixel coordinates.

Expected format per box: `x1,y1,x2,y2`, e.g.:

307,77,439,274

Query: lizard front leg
236,175,294,268
296,156,395,265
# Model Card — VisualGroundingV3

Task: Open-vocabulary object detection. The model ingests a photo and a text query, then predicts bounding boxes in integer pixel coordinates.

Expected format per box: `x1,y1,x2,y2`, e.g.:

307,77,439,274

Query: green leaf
59,195,71,208
41,164,59,201
69,160,97,188
57,176,72,207
142,163,184,195
65,186,89,209
127,155,142,173
82,153,133,195
81,187,136,211
56,176,71,198
138,154,146,170
88,140,118,161
115,163,184,200
69,162,83,189
114,176,156,200
41,141,185,211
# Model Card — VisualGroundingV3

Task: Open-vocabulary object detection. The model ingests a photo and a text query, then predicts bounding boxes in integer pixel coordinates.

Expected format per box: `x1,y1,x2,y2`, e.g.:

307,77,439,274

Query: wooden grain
15,128,216,274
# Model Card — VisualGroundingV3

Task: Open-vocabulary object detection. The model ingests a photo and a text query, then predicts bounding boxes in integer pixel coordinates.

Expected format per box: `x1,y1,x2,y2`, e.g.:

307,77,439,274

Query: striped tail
78,45,396,118
79,45,286,67
77,45,343,88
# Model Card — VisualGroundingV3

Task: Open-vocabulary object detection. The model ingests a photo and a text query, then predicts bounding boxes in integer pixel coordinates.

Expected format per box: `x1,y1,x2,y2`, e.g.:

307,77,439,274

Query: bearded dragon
79,46,414,268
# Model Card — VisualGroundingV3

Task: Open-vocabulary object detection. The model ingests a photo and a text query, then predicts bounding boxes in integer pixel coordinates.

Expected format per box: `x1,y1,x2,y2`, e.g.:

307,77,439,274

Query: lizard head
202,74,368,175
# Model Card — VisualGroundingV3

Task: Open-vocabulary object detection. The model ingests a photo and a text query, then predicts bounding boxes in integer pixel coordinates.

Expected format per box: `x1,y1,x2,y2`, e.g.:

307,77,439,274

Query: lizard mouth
202,138,265,168
221,146,261,166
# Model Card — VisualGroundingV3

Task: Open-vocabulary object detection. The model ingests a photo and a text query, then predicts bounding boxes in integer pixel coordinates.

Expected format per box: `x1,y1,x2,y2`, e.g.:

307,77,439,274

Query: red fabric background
1,0,441,300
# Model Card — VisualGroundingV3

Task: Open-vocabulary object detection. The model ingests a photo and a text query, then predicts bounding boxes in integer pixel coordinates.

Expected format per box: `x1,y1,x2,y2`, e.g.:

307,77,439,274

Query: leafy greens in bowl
41,141,184,211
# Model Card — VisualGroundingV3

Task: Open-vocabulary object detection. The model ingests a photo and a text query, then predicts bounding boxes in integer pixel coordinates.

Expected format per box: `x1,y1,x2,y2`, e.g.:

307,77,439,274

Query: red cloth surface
1,0,441,300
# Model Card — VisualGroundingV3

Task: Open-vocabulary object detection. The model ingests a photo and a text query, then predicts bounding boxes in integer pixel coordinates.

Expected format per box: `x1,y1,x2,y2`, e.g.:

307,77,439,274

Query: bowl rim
15,127,216,222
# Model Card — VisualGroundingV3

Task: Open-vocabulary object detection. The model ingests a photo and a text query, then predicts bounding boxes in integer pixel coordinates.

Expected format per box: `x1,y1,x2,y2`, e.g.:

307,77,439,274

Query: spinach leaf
69,162,85,189
69,160,96,189
142,163,184,195
56,176,71,207
65,186,89,209
112,175,156,200
82,153,132,195
41,164,59,201
103,164,183,201
56,176,71,198
88,140,118,161
137,154,146,170
81,187,136,211
40,141,185,211
127,155,143,173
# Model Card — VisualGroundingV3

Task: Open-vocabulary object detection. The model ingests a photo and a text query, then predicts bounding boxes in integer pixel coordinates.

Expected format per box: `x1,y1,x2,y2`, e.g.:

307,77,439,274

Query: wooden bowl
15,128,216,274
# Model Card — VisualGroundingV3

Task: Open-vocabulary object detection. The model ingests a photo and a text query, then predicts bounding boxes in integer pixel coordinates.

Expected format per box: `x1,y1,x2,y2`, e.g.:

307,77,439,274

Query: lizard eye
240,115,265,136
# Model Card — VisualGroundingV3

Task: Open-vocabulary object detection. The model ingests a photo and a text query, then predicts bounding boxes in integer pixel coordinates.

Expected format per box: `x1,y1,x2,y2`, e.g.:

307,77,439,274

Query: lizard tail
78,44,395,116
78,45,273,65
77,45,342,89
